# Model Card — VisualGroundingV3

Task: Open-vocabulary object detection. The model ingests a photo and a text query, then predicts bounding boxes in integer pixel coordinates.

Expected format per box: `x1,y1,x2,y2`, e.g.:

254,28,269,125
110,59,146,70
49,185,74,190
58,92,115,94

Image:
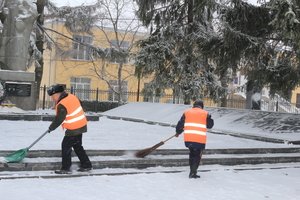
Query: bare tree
91,0,144,105
39,0,145,105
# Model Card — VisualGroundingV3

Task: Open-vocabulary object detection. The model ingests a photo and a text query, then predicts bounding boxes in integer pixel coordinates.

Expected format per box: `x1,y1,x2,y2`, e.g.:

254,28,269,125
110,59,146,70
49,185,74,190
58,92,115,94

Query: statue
0,0,37,71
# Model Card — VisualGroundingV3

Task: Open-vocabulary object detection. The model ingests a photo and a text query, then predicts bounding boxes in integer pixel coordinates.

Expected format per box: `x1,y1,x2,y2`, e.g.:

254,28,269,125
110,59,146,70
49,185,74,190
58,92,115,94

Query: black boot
189,173,200,179
77,167,92,172
54,169,72,174
189,163,200,179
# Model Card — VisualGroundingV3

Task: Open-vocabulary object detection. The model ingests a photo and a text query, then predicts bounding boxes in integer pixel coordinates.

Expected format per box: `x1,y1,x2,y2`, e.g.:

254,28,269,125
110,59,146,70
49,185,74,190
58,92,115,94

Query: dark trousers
61,134,92,170
188,147,203,174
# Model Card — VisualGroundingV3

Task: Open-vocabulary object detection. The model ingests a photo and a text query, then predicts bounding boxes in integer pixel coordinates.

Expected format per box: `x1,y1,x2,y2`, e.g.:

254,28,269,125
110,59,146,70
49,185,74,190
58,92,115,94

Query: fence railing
37,86,300,113
38,86,189,110
37,86,241,110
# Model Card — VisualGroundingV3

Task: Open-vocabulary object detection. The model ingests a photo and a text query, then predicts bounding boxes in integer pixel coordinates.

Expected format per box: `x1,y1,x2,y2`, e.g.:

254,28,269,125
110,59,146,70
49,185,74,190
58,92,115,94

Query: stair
1,148,300,172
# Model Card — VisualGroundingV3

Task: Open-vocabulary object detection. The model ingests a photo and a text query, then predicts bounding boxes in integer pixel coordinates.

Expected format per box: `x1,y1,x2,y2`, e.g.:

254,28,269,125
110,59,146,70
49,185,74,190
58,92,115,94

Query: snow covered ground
0,117,293,151
1,166,299,200
0,103,300,200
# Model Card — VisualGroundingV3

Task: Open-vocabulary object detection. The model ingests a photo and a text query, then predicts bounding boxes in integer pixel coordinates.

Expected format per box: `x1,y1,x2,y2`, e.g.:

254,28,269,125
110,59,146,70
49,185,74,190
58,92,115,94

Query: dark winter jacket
48,92,87,136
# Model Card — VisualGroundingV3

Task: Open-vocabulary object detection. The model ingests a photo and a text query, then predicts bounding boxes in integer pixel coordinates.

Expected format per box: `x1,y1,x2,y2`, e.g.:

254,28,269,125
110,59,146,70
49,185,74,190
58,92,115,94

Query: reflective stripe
66,106,83,117
184,130,206,136
184,134,207,144
184,123,206,128
64,115,85,124
57,94,87,130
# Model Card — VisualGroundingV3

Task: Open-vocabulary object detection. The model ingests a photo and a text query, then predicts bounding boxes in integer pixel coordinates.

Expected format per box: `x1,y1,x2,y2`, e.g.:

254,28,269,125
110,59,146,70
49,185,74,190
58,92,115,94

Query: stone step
1,153,300,172
1,148,300,158
0,114,99,121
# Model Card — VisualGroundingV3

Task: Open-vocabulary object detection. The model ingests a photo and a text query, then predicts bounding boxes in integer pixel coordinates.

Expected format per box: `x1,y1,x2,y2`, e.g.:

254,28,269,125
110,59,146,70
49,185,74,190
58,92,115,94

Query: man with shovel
47,84,92,174
175,99,214,178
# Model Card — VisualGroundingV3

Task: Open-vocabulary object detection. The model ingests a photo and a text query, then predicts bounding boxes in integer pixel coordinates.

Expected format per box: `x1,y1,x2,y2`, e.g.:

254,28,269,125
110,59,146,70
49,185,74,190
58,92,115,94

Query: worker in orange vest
47,84,92,174
175,100,214,178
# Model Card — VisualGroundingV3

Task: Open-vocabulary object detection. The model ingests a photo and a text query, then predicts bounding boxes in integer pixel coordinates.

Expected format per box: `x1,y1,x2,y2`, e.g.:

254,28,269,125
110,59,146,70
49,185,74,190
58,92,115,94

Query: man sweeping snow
47,84,92,174
175,100,214,178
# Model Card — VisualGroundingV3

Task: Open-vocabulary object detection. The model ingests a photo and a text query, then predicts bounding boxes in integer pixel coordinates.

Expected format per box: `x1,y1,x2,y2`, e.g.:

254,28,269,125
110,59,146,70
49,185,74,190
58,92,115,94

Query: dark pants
188,147,203,175
61,134,92,170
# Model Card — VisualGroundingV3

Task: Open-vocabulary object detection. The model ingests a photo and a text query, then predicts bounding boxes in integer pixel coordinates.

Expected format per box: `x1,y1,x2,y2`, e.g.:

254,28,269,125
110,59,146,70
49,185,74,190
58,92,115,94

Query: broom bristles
135,141,164,158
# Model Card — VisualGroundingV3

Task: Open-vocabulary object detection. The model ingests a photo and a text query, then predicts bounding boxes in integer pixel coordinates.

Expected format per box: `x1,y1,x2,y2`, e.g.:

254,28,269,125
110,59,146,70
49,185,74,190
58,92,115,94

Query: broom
135,134,176,158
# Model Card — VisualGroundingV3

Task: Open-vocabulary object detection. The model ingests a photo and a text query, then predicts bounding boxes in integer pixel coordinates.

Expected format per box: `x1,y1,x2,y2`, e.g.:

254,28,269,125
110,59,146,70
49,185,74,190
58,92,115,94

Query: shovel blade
4,148,28,163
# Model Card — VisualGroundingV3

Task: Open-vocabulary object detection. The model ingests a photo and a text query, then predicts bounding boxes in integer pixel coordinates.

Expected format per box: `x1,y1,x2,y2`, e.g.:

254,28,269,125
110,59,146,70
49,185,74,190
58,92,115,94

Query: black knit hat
47,84,65,96
193,99,204,108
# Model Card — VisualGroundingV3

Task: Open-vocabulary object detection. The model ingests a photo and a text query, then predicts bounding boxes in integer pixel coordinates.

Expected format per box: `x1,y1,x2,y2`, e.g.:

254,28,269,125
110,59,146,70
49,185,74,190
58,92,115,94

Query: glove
175,133,180,137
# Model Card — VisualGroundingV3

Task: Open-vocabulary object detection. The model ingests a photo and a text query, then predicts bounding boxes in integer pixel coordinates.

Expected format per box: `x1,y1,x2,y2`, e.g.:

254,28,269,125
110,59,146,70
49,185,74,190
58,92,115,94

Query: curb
2,155,300,172
1,148,300,157
100,114,296,144
0,114,99,121
1,148,300,172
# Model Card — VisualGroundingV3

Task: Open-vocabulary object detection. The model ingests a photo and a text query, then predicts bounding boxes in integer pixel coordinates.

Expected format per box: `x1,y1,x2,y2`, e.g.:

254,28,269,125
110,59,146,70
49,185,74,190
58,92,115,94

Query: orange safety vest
56,94,87,130
183,107,208,144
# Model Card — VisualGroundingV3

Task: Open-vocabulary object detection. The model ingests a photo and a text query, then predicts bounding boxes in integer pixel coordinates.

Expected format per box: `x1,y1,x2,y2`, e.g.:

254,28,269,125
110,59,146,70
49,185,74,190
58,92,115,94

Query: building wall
291,87,300,107
41,20,151,99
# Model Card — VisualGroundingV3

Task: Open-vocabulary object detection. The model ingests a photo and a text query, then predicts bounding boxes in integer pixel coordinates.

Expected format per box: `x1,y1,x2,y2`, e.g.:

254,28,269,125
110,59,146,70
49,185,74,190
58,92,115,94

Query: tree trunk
220,70,228,107
117,62,123,105
183,0,194,105
35,0,46,102
136,72,140,102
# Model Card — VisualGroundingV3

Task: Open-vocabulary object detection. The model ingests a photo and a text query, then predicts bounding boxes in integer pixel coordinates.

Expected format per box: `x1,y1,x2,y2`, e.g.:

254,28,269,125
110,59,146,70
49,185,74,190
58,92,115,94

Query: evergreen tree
134,0,224,104
224,0,300,106
202,0,273,108
135,0,300,108
200,0,300,108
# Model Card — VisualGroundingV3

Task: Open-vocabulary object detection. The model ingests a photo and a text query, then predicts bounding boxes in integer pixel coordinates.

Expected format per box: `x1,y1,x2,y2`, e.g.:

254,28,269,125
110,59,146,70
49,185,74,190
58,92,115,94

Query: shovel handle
27,130,49,150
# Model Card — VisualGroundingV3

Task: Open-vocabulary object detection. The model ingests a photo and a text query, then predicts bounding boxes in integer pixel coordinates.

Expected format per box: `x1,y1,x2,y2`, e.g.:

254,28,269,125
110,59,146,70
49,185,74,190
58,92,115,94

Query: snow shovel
135,134,176,158
4,130,49,163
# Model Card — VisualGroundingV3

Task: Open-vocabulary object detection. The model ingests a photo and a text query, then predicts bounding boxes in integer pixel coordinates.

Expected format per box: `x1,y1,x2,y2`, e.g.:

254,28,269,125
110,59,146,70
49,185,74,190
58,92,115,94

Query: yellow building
291,88,300,108
41,20,151,103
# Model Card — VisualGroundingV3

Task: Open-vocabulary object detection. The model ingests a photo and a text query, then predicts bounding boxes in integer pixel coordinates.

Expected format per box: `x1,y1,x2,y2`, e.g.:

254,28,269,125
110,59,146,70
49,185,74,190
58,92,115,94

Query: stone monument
0,0,38,110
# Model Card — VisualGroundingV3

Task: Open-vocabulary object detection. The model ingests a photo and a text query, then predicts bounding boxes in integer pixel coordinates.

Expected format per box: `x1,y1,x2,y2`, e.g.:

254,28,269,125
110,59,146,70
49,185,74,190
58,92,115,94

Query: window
110,56,129,64
72,35,92,60
109,40,129,64
111,40,130,50
70,77,91,100
108,80,128,102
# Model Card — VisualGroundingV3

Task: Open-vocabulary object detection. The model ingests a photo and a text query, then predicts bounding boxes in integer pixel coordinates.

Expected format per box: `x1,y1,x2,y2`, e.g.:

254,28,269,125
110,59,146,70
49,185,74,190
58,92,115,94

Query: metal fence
37,86,189,110
37,86,300,113
37,86,236,110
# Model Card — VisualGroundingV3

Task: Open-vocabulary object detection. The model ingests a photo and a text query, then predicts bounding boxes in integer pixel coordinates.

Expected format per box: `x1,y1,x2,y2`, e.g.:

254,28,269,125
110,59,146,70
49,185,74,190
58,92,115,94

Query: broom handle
163,134,176,143
27,130,49,150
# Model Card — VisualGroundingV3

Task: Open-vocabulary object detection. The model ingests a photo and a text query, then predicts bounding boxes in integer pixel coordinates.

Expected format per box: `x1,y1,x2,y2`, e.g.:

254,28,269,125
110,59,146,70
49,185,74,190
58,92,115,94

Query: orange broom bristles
135,141,164,158
134,135,177,158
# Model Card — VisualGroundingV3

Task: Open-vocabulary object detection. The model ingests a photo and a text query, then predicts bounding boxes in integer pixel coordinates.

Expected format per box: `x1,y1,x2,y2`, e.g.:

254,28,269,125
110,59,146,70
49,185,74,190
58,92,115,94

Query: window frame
72,35,93,61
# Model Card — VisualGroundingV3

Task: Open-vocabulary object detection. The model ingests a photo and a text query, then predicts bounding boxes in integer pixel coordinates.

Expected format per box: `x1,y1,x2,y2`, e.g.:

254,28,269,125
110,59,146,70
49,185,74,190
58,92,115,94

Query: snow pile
0,105,26,113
